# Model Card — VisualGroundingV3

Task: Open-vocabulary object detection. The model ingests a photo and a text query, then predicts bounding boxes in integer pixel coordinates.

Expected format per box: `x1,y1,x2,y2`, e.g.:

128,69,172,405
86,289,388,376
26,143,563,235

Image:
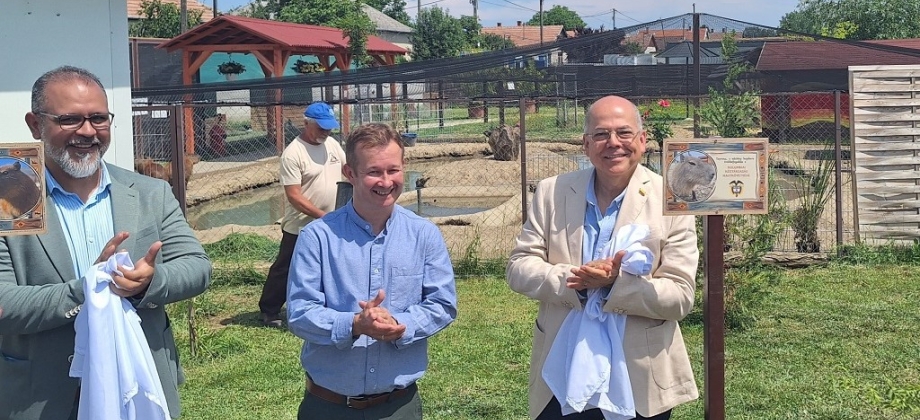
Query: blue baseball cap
304,102,340,130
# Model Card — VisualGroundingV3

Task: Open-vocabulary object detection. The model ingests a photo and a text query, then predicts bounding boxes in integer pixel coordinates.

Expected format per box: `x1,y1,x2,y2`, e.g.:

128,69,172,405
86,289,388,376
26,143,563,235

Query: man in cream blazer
507,96,698,420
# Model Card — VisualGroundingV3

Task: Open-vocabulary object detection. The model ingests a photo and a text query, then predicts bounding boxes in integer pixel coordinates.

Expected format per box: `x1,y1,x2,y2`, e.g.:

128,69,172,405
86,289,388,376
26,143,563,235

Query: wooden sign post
662,138,769,420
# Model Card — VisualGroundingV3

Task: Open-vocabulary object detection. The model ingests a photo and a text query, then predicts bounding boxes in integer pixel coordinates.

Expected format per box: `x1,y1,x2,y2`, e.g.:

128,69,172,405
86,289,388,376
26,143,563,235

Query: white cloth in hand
542,223,653,420
598,223,653,276
70,252,169,420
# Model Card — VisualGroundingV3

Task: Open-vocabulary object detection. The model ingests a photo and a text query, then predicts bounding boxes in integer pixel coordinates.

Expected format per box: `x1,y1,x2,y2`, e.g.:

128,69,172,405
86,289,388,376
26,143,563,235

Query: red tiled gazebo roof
159,15,406,56
157,15,406,157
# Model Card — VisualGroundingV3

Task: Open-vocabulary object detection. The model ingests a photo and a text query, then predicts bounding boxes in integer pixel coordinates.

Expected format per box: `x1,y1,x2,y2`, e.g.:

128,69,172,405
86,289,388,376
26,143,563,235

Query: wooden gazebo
158,15,406,155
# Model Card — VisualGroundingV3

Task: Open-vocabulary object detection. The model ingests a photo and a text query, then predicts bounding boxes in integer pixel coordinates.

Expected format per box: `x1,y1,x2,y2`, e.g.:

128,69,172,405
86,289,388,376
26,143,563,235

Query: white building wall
0,1,134,169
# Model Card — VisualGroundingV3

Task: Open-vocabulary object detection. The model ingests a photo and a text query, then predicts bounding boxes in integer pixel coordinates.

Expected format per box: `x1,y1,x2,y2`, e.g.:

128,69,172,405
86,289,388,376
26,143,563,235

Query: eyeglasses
586,129,639,144
37,112,114,130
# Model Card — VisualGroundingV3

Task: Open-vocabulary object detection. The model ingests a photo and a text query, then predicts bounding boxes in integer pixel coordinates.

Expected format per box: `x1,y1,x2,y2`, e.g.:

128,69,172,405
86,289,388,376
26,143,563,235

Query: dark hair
31,66,106,113
345,123,404,166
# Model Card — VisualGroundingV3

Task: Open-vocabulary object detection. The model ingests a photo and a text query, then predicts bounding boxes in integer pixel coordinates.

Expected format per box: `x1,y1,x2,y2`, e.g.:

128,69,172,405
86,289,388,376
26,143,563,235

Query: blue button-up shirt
46,166,114,279
287,203,458,396
582,172,626,265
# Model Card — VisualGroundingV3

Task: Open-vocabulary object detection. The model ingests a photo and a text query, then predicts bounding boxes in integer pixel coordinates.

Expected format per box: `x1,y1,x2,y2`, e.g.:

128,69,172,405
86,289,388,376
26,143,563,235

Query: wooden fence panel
850,65,920,242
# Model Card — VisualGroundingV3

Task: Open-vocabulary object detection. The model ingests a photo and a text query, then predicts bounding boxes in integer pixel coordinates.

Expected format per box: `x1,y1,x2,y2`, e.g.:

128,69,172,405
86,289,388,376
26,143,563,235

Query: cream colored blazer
507,165,699,418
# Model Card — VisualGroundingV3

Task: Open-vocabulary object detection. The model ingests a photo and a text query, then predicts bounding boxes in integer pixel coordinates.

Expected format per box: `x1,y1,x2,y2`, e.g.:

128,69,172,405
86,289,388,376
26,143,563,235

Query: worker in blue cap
259,102,346,327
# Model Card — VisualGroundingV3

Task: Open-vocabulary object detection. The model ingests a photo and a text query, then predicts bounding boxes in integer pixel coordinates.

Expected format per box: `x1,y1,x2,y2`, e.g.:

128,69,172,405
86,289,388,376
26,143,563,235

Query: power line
404,0,450,10
495,0,538,13
615,10,643,24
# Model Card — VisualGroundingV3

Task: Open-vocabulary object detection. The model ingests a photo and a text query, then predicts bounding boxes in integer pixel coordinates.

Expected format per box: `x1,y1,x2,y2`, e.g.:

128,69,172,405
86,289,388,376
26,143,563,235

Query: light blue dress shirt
45,166,114,279
582,172,626,265
287,203,458,396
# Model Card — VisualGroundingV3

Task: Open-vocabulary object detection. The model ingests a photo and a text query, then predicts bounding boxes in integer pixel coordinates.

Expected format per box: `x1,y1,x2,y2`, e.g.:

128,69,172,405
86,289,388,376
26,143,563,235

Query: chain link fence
133,88,854,275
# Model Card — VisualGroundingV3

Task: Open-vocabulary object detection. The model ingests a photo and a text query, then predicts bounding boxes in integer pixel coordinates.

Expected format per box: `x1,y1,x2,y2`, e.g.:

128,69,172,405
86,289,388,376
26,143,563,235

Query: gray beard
46,141,106,179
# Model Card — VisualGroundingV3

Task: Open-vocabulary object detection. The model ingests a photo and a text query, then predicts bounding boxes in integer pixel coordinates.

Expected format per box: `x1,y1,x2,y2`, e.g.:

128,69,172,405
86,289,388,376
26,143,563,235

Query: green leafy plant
725,168,790,262
641,99,678,143
217,60,246,75
790,151,835,253
699,30,760,138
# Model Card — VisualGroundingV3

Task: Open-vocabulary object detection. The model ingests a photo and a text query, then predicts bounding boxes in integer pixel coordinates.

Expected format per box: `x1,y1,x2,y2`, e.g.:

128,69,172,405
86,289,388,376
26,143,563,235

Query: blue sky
213,0,802,29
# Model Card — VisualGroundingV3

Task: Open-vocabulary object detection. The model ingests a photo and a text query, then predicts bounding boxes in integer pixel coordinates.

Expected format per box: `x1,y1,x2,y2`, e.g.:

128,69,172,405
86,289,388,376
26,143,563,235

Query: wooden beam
371,55,388,66
184,44,277,52
318,55,331,70
252,50,275,76
273,48,284,153
187,51,213,74
280,51,293,74
182,51,195,157
333,53,349,71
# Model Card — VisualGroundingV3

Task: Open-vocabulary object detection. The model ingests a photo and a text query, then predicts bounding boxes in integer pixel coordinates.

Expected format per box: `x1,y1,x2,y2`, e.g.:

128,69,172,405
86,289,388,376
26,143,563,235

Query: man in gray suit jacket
507,96,698,420
0,66,211,419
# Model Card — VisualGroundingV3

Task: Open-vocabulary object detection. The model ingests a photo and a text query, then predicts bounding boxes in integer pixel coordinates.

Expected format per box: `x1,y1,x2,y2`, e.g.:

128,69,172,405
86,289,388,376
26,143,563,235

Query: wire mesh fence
127,11,918,272
133,88,854,273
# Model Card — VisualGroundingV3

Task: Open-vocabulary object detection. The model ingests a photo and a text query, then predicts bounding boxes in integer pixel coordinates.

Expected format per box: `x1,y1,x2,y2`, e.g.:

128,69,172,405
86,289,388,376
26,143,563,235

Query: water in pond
187,159,496,230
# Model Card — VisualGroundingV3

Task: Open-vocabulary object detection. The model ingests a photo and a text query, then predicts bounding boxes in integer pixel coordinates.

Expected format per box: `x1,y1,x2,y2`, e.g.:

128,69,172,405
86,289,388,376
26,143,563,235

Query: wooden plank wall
849,65,920,243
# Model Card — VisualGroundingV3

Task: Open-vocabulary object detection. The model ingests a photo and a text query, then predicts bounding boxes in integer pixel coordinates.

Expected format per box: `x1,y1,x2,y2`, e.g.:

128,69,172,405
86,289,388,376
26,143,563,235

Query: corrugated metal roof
756,39,920,71
159,15,406,54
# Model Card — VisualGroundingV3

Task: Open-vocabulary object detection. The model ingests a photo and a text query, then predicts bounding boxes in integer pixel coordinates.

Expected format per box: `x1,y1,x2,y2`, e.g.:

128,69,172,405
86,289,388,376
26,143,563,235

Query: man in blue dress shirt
286,123,457,420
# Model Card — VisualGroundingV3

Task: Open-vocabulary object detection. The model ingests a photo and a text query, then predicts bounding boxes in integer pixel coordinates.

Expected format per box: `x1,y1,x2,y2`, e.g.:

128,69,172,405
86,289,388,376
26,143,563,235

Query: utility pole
471,0,478,23
612,8,616,29
180,0,188,33
539,0,544,46
212,0,218,18
418,0,422,22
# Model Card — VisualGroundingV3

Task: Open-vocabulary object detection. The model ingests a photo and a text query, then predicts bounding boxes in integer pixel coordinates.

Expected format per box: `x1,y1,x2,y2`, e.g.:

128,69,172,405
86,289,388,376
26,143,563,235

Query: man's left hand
566,250,626,291
109,241,162,298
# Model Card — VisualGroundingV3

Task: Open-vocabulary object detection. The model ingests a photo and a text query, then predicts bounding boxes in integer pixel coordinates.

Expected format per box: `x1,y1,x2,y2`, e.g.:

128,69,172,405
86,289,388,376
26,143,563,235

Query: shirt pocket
389,266,424,311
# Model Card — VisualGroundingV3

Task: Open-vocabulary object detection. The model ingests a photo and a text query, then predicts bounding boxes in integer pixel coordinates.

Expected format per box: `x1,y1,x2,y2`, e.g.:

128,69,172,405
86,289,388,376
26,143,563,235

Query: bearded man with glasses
0,65,211,419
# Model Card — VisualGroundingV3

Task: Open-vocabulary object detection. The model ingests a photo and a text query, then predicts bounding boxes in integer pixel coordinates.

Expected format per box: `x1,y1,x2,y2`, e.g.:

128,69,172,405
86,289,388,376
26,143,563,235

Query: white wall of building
0,1,134,169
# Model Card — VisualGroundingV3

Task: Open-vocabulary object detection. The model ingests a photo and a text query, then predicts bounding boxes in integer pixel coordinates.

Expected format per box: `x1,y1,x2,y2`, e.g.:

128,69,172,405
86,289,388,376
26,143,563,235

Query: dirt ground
190,142,583,261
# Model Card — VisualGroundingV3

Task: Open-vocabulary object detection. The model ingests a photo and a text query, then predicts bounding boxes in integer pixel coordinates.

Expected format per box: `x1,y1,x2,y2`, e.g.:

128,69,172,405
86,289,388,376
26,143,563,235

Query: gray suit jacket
0,164,211,420
507,166,699,418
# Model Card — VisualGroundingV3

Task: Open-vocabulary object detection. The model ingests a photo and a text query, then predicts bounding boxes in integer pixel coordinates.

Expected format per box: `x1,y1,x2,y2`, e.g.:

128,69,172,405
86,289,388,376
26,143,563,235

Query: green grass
167,264,920,419
413,105,584,141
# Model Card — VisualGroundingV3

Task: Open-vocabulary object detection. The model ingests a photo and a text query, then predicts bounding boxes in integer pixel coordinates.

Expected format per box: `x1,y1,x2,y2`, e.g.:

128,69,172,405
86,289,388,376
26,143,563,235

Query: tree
337,1,377,66
129,0,203,38
364,0,412,27
699,31,759,138
480,33,515,51
622,41,645,55
235,0,375,69
780,0,920,40
527,5,585,31
233,0,280,19
411,6,465,60
458,15,481,50
742,26,778,38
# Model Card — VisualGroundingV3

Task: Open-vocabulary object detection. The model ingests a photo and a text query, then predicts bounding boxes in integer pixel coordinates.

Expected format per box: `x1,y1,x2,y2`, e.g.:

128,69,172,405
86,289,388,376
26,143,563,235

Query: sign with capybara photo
663,138,768,215
0,143,46,236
